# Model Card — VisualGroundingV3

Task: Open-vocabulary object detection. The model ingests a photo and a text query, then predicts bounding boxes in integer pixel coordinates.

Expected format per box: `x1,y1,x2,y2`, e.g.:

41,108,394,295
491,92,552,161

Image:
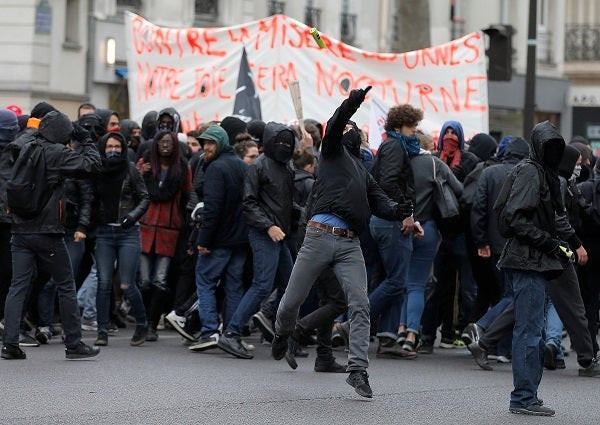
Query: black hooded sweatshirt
497,121,580,276
307,91,411,234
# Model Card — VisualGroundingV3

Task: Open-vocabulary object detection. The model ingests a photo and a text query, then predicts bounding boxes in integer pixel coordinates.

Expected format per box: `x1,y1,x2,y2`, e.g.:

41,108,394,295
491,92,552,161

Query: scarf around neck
387,131,421,158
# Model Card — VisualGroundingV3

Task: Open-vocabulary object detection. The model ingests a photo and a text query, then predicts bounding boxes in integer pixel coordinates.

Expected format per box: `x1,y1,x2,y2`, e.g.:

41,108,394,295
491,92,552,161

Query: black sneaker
509,404,555,416
271,334,289,360
189,333,220,352
251,311,275,343
130,326,148,346
35,327,52,345
578,358,600,377
217,334,253,359
314,358,347,373
94,332,108,346
346,370,373,398
285,336,299,370
468,341,493,371
543,343,557,370
19,333,40,347
145,328,158,342
65,342,100,359
1,345,26,360
461,323,483,345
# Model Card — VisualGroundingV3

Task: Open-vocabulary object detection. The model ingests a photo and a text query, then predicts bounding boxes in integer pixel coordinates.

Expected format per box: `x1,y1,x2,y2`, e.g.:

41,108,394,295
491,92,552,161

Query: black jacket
471,159,520,255
371,134,416,206
94,163,149,226
64,178,94,233
0,128,37,224
11,137,101,234
243,123,295,235
197,147,248,249
497,122,579,274
308,93,410,234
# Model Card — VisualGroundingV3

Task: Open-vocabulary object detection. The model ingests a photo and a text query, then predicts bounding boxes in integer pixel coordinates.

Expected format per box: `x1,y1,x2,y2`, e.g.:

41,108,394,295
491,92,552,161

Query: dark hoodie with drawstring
243,122,295,235
496,121,581,276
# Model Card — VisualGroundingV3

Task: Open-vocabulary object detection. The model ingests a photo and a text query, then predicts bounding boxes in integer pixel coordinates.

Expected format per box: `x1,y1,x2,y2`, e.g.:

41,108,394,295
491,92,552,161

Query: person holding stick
272,86,414,398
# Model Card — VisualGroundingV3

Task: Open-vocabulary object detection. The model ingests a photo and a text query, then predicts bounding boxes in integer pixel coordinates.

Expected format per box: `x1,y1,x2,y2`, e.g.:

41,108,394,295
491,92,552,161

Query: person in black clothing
466,137,529,344
1,111,101,360
496,121,588,416
577,158,600,357
119,119,142,162
273,87,413,398
92,132,150,347
217,121,296,359
0,109,20,328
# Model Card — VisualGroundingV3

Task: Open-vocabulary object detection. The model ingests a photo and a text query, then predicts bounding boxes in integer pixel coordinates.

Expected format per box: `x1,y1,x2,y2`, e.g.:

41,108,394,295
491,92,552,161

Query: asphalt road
1,329,598,424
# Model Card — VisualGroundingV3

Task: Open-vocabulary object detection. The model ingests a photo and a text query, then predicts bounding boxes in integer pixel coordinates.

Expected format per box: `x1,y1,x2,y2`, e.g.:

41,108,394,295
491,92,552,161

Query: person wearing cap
5,105,22,117
189,126,248,352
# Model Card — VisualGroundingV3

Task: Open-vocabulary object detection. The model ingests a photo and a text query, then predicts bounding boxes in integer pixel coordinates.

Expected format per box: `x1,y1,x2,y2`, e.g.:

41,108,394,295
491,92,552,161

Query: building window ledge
62,41,82,51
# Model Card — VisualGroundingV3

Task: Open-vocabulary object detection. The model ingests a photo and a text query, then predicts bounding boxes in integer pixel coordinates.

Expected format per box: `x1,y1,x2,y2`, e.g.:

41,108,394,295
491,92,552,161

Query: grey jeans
275,226,370,371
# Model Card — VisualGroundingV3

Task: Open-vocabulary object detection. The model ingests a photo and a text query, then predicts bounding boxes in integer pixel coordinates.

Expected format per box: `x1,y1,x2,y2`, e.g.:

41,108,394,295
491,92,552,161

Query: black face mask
273,143,293,163
543,139,564,170
342,129,361,158
129,135,140,149
577,164,591,183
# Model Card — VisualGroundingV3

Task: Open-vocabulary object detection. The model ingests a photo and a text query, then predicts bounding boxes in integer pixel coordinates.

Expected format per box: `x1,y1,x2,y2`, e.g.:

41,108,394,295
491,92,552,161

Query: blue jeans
399,220,440,334
507,269,546,408
545,296,564,360
140,252,171,291
38,231,86,326
196,247,246,338
368,216,413,337
95,225,146,333
226,227,293,336
77,259,97,320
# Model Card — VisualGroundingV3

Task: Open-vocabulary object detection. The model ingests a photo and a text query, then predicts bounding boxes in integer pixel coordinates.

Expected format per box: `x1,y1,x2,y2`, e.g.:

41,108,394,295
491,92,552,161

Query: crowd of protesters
1,90,599,412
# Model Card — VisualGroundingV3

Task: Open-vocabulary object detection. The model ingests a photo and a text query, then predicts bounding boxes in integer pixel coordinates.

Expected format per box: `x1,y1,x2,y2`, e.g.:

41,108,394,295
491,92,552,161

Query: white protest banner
125,12,488,142
369,96,390,150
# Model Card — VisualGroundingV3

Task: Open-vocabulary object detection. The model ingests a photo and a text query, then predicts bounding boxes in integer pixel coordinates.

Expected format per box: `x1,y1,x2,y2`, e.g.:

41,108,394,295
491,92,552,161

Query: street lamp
106,37,116,65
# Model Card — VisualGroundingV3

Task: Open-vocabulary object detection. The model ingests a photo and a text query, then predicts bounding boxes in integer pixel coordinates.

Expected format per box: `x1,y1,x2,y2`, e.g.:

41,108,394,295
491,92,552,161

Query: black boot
146,287,167,341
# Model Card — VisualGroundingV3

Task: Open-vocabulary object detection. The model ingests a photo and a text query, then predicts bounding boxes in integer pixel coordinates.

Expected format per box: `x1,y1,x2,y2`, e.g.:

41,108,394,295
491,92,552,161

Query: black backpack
6,140,50,218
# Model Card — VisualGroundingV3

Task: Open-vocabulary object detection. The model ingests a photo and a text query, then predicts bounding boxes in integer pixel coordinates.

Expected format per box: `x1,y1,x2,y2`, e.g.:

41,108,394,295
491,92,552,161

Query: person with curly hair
368,104,425,358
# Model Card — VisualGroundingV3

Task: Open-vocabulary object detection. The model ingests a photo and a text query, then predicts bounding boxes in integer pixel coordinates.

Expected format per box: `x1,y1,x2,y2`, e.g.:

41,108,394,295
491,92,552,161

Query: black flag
233,47,262,121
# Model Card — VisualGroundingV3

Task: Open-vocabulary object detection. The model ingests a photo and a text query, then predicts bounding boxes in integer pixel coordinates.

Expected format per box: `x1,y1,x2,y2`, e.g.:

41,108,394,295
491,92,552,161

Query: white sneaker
189,333,219,351
81,318,98,332
165,310,196,342
496,355,511,363
241,340,255,351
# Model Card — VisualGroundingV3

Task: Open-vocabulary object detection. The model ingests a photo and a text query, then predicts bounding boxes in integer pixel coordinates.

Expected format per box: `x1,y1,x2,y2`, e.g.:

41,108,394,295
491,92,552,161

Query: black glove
396,201,414,221
348,86,372,108
120,214,135,230
71,122,92,143
545,239,573,261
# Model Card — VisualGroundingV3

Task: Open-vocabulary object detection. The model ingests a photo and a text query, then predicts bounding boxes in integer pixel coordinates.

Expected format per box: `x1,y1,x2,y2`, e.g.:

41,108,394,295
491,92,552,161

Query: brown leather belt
307,220,357,238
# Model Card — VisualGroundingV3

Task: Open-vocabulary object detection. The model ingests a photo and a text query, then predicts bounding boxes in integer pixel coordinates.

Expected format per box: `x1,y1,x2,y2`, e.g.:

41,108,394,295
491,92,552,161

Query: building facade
0,0,584,142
